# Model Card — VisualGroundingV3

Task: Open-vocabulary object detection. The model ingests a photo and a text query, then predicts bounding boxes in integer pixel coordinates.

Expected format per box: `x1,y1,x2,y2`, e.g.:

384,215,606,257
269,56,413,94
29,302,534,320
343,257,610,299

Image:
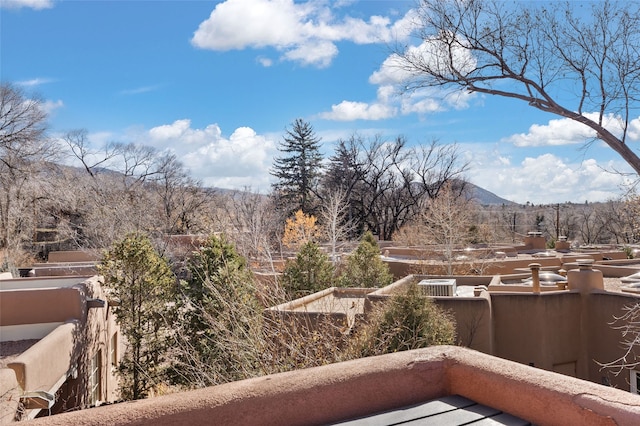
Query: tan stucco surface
26,346,640,426
7,321,77,392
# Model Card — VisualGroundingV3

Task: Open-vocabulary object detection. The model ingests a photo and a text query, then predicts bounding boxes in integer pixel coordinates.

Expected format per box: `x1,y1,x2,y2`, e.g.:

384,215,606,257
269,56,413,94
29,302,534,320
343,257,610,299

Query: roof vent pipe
530,263,541,294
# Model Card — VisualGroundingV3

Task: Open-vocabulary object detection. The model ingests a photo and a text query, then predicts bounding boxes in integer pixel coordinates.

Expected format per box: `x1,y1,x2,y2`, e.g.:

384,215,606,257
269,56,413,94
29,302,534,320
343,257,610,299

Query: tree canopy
281,240,335,300
397,0,640,176
99,233,176,400
271,119,323,215
322,135,467,240
172,234,262,387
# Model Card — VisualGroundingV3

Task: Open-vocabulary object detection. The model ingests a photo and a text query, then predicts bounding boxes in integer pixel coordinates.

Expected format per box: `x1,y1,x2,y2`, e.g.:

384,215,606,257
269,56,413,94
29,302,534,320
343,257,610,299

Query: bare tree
150,152,208,235
398,0,640,175
599,303,640,374
318,189,354,263
575,203,608,245
0,83,57,265
61,129,122,179
223,189,282,271
323,135,467,240
415,182,475,275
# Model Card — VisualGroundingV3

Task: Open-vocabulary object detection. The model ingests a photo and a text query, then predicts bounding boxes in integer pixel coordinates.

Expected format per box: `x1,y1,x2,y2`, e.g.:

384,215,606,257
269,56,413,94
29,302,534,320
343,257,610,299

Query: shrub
170,234,263,387
339,231,393,288
346,283,456,358
280,241,335,300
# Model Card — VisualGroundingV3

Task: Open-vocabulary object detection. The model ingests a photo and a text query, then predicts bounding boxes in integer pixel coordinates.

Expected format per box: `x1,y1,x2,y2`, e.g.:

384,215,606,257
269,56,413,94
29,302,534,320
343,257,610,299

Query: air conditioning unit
417,279,457,297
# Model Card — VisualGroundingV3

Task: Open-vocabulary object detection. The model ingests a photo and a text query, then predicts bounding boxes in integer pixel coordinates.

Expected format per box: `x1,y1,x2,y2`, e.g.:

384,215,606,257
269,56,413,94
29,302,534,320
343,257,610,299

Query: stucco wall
7,321,77,392
586,291,640,390
433,295,492,354
0,277,121,421
491,292,582,375
0,288,84,326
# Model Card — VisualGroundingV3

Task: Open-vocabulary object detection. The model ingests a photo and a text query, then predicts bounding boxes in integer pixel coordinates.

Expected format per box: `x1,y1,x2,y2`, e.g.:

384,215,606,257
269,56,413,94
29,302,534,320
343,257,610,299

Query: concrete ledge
30,265,97,277
0,322,63,342
47,251,98,263
26,346,640,426
7,321,77,393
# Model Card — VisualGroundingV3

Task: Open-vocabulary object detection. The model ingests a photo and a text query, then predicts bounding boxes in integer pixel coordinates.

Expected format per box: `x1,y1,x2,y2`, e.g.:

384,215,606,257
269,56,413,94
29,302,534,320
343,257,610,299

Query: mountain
467,183,517,206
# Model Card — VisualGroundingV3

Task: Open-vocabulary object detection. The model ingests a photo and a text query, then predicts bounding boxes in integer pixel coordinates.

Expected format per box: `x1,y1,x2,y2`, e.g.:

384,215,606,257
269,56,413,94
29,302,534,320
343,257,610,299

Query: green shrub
347,283,456,358
281,241,335,299
339,231,393,288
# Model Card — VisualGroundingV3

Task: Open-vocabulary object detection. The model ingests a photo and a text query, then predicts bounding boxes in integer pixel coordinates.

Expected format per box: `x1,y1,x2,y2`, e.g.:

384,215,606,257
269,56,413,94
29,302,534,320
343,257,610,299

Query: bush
280,241,335,300
170,234,263,387
346,283,456,358
339,231,393,288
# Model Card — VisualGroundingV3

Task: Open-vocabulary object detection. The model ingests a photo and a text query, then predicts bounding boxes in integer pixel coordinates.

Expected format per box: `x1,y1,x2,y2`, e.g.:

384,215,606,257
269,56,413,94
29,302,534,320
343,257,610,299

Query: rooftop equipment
417,279,457,297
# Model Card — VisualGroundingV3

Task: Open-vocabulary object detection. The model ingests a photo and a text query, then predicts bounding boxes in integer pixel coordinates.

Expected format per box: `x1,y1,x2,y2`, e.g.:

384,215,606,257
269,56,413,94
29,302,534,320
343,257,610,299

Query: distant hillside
467,183,516,206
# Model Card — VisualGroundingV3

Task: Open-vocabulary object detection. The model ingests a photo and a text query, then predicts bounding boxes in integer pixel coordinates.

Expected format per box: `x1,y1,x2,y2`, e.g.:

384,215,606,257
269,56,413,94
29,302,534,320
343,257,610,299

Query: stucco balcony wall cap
26,346,640,426
7,321,77,392
446,348,640,426
28,347,450,426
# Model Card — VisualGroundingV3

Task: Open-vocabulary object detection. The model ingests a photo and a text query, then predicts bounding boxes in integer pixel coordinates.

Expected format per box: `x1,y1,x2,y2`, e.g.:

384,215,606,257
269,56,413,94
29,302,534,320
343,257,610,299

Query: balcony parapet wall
27,346,640,426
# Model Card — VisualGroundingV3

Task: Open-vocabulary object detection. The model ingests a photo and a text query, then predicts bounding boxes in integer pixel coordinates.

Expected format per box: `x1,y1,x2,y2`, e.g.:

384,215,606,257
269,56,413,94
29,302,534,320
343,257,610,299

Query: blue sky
2,0,637,204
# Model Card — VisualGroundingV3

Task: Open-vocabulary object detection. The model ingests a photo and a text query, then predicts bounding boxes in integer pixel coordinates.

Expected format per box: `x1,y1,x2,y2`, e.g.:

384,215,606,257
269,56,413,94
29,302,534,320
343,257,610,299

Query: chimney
567,259,604,293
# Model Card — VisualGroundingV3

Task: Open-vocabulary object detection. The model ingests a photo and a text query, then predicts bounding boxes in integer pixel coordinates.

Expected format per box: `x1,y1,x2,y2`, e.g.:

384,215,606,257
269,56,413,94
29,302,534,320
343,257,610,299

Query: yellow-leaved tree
282,209,319,249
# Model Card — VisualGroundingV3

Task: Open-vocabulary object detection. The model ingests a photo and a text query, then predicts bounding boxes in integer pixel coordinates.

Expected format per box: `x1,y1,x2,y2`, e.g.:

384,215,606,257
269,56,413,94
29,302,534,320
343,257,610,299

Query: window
631,370,640,395
110,333,118,367
89,350,102,406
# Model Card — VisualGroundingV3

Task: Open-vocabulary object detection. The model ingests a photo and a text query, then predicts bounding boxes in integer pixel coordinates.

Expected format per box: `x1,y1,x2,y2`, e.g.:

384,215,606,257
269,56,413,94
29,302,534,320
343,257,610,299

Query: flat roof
0,276,93,291
0,339,38,368
334,395,530,425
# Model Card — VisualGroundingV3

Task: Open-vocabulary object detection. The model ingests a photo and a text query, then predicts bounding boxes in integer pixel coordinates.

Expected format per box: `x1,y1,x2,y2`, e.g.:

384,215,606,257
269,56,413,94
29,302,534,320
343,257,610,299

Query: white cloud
369,53,412,86
1,0,53,10
322,53,477,122
319,100,396,121
41,99,63,115
146,120,277,191
466,149,630,204
119,85,159,96
281,39,338,68
627,117,640,140
504,113,640,147
191,0,410,67
361,36,479,119
257,56,273,67
17,78,54,87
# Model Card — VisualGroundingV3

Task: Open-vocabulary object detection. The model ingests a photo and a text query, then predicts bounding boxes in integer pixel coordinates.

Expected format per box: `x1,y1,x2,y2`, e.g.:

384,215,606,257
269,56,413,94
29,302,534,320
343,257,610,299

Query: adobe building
0,271,120,423
271,242,640,397
7,246,640,424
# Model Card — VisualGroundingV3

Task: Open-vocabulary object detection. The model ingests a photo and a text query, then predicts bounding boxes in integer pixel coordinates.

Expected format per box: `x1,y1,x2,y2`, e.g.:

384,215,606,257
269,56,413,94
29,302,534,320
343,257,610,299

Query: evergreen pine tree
172,234,262,387
271,119,323,215
99,233,176,400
